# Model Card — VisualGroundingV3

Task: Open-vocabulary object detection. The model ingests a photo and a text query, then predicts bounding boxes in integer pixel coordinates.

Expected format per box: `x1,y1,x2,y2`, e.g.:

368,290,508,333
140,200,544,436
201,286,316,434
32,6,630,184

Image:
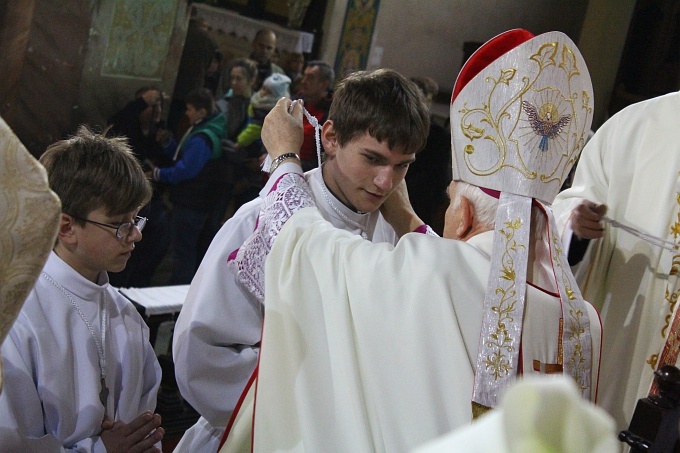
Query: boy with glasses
0,126,164,451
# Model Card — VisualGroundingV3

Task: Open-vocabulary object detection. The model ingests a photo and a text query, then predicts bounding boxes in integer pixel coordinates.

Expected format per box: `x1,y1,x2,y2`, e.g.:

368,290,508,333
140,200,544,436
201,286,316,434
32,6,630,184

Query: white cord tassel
602,216,679,253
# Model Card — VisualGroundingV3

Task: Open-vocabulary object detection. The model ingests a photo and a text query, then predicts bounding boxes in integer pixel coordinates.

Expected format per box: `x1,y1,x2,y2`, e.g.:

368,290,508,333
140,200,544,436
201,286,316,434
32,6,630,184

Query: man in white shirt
172,68,430,452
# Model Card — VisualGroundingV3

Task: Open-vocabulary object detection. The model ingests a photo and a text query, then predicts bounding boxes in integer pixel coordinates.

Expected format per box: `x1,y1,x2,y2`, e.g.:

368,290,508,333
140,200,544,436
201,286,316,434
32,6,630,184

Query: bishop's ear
455,196,474,239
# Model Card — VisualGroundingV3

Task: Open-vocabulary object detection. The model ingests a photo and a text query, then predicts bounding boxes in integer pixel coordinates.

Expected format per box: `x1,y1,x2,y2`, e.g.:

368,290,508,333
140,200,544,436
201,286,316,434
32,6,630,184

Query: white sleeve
173,162,309,427
552,119,613,245
172,198,264,427
0,324,82,452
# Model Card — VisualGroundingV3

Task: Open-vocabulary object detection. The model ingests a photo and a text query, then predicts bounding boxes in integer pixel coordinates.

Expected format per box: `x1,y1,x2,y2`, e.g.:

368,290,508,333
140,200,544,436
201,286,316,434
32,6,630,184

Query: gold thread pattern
647,354,659,369
660,186,680,340
552,231,588,390
482,218,525,380
456,40,592,191
648,178,680,369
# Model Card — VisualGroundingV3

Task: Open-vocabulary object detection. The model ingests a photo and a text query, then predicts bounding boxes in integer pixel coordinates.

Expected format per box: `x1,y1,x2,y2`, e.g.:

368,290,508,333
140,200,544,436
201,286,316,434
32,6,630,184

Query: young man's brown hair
328,68,430,154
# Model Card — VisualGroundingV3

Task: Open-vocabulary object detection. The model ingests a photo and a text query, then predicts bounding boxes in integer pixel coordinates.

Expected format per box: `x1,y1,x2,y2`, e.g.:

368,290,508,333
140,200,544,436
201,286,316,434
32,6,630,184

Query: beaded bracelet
269,152,300,174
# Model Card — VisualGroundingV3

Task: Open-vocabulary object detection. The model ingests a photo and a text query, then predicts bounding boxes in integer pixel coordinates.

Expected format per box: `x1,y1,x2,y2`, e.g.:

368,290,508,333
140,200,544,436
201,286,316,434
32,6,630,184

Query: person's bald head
252,28,277,64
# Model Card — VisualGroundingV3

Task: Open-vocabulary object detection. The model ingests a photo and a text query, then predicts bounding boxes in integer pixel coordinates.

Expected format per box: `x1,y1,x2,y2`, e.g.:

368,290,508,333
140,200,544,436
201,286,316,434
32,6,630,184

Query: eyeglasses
71,215,147,239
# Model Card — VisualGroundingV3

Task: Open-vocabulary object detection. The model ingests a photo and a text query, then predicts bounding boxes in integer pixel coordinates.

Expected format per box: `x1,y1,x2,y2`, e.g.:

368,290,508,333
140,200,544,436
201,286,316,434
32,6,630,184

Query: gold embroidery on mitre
457,40,592,191
558,43,580,79
522,98,571,154
458,66,532,178
482,218,525,381
530,41,558,69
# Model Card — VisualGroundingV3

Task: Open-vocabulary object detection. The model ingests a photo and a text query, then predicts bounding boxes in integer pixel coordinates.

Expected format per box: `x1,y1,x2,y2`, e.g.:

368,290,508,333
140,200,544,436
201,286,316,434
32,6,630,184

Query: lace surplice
229,172,315,301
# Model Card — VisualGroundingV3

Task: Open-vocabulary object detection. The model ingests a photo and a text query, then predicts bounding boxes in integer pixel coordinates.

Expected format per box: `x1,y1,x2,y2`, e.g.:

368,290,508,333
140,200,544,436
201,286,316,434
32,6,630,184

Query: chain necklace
318,173,369,240
299,104,323,169
41,272,109,415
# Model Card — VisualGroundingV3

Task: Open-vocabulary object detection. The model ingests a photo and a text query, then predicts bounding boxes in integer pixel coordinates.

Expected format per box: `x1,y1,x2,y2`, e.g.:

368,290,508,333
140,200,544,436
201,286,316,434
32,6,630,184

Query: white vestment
0,251,161,452
172,167,398,452
552,90,680,431
219,169,601,453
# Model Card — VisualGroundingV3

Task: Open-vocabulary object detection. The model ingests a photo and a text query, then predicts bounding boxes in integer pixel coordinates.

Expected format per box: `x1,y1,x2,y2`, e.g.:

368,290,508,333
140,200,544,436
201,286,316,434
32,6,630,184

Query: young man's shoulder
216,172,321,239
217,168,322,236
201,196,263,259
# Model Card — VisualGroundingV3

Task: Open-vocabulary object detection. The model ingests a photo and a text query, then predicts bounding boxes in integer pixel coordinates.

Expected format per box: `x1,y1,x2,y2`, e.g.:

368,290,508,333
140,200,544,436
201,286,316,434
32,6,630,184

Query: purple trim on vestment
414,224,430,234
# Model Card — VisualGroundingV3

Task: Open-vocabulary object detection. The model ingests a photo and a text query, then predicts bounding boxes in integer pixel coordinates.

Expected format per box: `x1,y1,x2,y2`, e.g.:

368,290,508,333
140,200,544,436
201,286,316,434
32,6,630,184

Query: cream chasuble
552,90,680,431
220,171,601,453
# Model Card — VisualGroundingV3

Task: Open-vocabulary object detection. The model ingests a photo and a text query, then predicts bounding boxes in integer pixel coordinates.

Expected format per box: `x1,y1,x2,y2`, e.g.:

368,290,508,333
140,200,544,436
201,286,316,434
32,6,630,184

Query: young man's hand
100,412,164,453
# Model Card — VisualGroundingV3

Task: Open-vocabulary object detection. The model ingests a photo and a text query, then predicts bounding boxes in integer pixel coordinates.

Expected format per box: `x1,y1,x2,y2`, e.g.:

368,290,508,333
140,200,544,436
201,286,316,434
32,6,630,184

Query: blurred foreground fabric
0,116,61,392
414,375,618,453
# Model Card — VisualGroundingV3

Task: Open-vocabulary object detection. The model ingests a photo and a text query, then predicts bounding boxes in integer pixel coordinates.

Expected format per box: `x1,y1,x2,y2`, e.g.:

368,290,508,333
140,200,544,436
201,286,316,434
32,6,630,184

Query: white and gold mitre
451,29,593,203
450,30,596,415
